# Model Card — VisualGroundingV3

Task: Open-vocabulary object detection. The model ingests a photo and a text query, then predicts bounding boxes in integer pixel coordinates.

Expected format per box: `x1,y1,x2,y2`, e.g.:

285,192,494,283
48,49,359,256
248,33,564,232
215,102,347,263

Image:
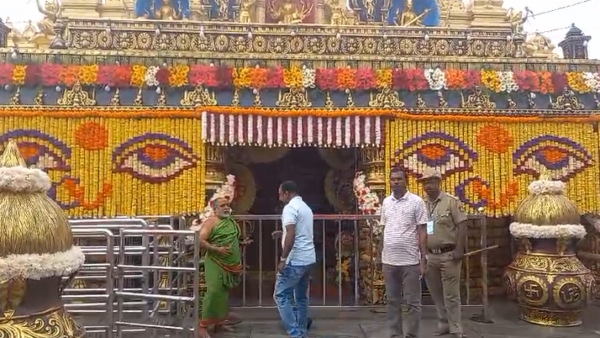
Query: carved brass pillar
360,147,386,199
205,145,227,198
358,147,386,305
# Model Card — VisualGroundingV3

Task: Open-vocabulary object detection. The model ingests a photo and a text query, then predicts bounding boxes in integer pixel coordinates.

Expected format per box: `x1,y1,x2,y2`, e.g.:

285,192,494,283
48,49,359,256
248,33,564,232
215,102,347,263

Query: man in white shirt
273,181,316,338
380,167,428,338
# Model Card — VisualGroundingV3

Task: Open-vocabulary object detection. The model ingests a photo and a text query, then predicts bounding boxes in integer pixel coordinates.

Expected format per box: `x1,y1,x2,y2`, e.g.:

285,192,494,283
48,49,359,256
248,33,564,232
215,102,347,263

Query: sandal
451,333,467,338
433,329,450,336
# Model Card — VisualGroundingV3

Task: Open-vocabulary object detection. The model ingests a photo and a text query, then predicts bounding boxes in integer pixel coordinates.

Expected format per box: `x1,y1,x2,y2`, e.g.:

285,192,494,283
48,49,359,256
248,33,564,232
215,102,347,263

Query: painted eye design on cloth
0,130,71,170
395,132,478,177
513,135,594,180
112,133,199,183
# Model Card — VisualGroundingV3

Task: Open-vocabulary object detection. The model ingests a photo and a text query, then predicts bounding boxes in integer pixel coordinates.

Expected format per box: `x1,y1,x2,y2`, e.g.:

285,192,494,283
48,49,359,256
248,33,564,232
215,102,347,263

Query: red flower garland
266,66,285,89
189,65,218,87
355,68,376,91
315,69,338,91
40,63,61,86
0,64,15,86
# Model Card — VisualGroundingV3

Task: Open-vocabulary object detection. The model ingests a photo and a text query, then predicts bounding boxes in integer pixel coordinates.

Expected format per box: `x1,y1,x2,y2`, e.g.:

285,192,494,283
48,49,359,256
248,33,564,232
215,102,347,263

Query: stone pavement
77,301,600,338
209,302,600,338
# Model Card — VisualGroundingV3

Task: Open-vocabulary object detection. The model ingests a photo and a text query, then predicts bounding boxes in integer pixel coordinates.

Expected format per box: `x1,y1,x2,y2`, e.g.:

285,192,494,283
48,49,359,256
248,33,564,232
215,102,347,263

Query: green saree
200,217,242,327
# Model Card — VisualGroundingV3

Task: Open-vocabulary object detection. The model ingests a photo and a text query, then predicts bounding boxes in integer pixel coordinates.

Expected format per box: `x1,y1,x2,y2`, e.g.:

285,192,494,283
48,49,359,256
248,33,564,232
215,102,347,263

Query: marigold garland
387,119,600,217
3,107,600,123
1,63,600,94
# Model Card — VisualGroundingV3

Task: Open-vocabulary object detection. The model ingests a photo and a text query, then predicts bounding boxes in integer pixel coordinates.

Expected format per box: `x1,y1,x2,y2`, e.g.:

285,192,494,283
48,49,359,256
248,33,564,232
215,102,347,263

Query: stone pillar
558,24,591,60
358,147,386,305
0,18,9,48
205,145,227,199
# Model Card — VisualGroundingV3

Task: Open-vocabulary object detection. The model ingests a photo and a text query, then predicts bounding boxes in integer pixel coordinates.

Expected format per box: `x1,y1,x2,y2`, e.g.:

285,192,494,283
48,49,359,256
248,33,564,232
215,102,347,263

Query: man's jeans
274,263,312,338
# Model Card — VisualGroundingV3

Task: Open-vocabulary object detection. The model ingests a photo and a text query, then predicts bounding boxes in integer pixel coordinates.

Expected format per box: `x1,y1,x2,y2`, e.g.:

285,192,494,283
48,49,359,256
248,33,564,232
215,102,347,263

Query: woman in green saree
196,196,249,338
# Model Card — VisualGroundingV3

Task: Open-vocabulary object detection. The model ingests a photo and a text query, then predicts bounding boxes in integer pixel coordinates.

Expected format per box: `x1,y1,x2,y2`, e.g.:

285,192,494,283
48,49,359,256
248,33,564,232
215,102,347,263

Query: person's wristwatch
280,257,287,262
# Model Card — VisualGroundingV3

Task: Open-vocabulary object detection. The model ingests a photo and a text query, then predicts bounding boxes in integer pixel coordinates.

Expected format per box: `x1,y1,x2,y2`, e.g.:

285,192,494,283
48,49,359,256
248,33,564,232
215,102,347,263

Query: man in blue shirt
274,181,316,338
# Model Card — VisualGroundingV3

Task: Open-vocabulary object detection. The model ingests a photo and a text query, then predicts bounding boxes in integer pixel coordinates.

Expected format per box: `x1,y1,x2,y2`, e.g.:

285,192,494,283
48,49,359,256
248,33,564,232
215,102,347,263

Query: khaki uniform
424,192,468,335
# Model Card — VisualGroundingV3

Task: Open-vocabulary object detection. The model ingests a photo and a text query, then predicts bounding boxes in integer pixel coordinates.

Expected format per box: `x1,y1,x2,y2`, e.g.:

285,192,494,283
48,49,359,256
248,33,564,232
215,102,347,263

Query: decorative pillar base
358,147,386,305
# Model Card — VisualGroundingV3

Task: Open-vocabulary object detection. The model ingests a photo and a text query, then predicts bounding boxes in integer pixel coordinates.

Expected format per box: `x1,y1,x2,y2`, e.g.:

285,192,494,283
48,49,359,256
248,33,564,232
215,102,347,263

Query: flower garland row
2,63,600,94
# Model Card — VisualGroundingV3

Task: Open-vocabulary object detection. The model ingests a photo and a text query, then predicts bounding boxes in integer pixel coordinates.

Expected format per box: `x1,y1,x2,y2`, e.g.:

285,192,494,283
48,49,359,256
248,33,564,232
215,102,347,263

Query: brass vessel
504,174,592,326
0,141,86,337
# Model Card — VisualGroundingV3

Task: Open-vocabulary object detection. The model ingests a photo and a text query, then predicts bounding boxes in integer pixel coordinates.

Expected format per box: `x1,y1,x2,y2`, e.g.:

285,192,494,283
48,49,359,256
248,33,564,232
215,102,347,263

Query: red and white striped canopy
201,112,385,147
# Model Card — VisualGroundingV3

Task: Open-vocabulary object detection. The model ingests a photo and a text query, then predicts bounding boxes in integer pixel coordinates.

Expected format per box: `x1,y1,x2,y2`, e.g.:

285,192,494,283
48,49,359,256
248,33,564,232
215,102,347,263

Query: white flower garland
301,66,316,88
0,166,52,193
509,222,587,239
144,66,160,87
528,180,565,195
424,68,447,91
352,172,383,236
499,71,519,93
0,246,85,281
583,72,600,94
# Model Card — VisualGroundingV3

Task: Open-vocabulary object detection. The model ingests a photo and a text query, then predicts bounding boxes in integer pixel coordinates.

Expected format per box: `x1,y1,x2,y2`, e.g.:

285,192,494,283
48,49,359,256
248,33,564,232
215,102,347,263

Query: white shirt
281,196,316,265
380,191,428,266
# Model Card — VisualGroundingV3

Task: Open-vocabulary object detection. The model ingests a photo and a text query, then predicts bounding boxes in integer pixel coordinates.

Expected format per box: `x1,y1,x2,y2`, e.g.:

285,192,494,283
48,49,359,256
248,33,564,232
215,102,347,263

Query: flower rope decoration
352,172,382,236
0,63,599,94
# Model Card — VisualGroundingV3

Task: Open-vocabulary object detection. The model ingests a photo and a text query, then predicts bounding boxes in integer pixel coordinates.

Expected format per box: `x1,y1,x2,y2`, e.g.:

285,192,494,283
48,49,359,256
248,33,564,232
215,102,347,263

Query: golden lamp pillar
358,147,386,305
204,145,227,197
504,173,592,326
0,141,86,336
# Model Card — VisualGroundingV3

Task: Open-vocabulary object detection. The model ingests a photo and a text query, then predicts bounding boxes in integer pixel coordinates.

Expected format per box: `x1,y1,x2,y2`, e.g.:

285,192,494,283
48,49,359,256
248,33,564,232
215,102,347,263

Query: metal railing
114,229,201,337
63,213,494,335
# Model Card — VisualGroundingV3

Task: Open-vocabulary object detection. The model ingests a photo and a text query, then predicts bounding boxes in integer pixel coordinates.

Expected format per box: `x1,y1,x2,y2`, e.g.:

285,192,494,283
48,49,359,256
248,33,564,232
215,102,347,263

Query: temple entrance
226,146,359,306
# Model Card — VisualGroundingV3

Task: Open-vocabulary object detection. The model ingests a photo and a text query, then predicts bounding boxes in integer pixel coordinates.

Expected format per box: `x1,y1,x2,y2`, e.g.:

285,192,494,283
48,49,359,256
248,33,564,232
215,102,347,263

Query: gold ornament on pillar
204,145,227,195
504,171,592,327
359,147,386,200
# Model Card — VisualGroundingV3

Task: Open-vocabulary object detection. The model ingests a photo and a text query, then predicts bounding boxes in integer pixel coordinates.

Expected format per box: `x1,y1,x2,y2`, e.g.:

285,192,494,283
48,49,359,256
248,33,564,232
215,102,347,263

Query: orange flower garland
375,69,392,88
337,67,357,90
60,65,82,87
566,72,589,94
130,65,147,88
168,65,190,87
250,67,269,90
446,69,466,90
11,65,27,86
0,63,598,95
283,66,303,88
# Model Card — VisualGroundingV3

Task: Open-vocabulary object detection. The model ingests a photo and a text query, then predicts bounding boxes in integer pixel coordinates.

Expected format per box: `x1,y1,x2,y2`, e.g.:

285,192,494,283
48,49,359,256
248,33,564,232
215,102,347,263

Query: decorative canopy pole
0,140,86,336
504,171,592,326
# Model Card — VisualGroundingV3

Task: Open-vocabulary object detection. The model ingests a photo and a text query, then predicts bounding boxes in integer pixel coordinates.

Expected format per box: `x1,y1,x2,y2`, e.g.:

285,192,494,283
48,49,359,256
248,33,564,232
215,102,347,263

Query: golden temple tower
504,171,592,326
0,141,86,336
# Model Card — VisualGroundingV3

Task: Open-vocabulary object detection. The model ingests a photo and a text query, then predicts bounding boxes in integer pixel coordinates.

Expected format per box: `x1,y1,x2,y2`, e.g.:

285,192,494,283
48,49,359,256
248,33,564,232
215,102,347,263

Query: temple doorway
226,146,359,306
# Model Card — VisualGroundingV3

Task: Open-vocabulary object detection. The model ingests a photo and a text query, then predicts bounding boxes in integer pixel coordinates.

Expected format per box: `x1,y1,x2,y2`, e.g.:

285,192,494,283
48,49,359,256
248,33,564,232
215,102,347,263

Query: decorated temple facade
1,0,600,309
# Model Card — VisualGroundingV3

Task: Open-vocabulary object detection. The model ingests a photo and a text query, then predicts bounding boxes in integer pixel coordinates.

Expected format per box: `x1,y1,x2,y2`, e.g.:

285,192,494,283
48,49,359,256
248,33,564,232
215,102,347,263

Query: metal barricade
114,229,201,337
226,214,493,316
67,228,115,338
67,218,179,336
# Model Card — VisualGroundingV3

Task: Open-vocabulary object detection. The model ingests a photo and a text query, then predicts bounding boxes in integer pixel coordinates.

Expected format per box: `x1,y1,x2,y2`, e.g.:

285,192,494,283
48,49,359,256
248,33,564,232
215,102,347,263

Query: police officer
418,168,468,338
